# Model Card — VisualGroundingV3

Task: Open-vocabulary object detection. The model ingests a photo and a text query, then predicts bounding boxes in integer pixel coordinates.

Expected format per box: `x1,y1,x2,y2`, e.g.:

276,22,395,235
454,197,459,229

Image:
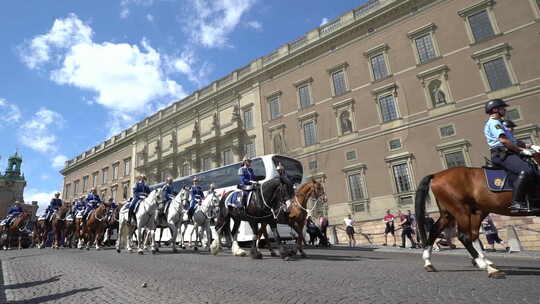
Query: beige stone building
61,0,540,248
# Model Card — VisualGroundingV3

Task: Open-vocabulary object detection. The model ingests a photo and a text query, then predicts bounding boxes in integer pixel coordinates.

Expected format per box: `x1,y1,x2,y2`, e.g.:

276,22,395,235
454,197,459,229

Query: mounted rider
83,188,102,224
484,99,540,213
71,195,86,219
238,156,258,208
44,192,62,222
160,177,177,215
276,162,294,199
187,176,204,222
128,175,151,224
1,201,23,227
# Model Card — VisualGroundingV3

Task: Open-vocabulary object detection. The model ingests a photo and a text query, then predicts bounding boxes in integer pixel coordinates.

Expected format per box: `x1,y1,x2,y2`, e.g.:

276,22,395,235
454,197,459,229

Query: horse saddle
237,184,255,191
483,168,513,192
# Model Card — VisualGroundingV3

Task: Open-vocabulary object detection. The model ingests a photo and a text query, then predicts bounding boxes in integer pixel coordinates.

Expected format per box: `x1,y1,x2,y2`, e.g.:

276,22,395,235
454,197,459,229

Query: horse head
309,178,327,203
202,191,221,218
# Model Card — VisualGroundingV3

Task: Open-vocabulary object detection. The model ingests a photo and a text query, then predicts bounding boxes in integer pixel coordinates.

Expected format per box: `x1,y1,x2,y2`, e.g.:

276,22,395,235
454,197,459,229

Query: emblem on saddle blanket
483,168,513,192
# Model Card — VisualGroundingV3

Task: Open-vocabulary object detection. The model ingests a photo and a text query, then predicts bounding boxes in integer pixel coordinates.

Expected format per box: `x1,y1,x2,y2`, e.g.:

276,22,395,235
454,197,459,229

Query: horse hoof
86,247,90,251
283,256,291,261
488,271,506,279
116,249,121,253
270,251,278,257
425,265,437,272
251,252,263,259
172,248,178,253
300,252,307,258
151,250,156,255
138,250,144,255
194,247,198,251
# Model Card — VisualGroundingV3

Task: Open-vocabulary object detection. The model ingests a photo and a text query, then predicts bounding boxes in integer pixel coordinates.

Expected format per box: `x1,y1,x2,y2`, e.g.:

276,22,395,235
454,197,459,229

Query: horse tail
415,174,434,248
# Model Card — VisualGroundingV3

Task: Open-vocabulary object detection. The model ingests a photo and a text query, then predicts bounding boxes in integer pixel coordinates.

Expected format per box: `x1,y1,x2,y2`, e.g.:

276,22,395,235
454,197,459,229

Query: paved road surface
1,246,539,303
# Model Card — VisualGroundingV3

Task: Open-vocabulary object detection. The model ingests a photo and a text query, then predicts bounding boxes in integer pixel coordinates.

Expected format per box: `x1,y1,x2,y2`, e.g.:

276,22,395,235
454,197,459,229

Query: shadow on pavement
303,253,387,262
4,275,62,290
9,286,102,304
500,265,540,276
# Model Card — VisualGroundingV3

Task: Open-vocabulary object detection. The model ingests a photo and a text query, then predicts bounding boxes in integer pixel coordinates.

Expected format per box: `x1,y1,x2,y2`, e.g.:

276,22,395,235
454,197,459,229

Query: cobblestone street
1,246,540,304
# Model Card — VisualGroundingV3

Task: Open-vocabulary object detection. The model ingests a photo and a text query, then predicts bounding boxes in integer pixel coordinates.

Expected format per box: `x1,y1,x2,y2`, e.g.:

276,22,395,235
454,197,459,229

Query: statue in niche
212,113,219,130
273,135,284,154
231,105,241,124
192,121,199,137
340,111,353,134
429,79,446,106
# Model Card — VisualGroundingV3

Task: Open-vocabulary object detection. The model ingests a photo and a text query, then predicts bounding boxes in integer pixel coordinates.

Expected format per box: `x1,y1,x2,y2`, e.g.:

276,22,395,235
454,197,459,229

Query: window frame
123,158,131,177
372,83,401,125
342,163,369,213
294,77,314,110
243,139,256,159
242,108,254,130
101,167,109,185
112,162,119,181
297,111,319,147
471,43,518,94
385,152,416,204
92,172,99,187
82,175,89,192
505,106,522,122
436,139,472,169
221,148,233,166
458,0,500,45
407,23,441,65
327,62,349,97
388,138,402,151
267,92,282,121
438,123,457,139
364,43,392,82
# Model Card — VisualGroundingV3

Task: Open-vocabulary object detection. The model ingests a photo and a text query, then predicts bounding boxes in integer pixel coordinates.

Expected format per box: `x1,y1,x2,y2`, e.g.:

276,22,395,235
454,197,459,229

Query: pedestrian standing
398,210,417,248
383,209,396,247
481,215,509,252
319,215,329,245
344,214,356,248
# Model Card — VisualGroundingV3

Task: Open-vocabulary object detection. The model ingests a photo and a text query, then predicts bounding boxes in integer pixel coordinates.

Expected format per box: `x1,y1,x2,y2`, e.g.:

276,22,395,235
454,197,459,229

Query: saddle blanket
225,191,253,208
483,168,513,192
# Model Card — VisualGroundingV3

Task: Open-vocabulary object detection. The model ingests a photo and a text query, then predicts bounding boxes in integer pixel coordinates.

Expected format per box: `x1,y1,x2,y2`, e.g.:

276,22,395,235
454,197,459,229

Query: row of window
64,158,131,198
267,2,521,123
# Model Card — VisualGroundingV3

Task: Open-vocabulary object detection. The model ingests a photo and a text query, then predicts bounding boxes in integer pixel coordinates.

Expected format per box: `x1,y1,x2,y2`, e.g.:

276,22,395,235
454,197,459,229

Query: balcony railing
319,18,342,36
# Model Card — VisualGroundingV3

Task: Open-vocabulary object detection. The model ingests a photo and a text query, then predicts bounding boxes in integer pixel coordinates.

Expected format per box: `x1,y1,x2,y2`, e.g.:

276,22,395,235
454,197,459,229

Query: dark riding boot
128,209,134,225
510,171,530,213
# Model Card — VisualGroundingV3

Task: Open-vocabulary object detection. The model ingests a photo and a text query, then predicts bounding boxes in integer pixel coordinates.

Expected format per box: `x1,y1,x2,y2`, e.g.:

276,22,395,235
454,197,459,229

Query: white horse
116,188,163,254
153,186,190,253
191,189,221,251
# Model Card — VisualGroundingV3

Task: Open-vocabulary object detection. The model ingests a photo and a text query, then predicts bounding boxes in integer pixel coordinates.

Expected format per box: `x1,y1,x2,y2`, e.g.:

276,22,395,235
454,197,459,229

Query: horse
51,205,70,249
81,203,110,250
153,186,190,252
255,179,327,258
103,206,120,247
0,212,30,250
190,190,221,251
415,152,540,278
33,217,50,249
212,177,292,260
116,188,163,254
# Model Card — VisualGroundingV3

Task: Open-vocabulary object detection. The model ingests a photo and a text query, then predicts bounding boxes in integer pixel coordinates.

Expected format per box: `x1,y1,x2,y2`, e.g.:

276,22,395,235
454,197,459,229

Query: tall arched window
273,135,283,154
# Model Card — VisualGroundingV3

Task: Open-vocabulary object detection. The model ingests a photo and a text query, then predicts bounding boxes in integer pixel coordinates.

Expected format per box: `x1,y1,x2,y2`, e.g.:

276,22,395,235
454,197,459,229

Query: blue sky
0,0,365,211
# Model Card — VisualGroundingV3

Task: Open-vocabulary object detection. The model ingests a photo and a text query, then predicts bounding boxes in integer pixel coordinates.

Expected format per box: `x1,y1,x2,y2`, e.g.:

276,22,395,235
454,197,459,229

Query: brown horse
81,203,110,250
51,205,70,249
255,179,327,258
415,153,540,278
1,212,30,250
33,218,50,248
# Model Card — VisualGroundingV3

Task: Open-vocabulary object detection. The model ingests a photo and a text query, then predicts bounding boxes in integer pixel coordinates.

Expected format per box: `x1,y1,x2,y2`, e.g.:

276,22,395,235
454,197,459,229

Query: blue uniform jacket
85,194,101,208
189,186,205,209
484,117,517,148
133,182,151,198
8,205,23,215
73,200,86,211
238,166,256,186
162,184,176,202
49,198,62,210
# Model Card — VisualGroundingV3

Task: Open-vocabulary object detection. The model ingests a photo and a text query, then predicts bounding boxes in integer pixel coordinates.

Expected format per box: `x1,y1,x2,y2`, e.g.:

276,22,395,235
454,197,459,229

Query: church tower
0,152,29,218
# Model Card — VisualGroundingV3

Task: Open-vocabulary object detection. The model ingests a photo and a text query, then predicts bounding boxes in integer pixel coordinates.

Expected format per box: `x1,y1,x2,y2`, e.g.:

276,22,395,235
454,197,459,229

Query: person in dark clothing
398,210,417,248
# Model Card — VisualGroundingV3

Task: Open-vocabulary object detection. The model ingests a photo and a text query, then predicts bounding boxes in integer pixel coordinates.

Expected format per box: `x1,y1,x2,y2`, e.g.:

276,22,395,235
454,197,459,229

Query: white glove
530,145,540,153
520,149,534,156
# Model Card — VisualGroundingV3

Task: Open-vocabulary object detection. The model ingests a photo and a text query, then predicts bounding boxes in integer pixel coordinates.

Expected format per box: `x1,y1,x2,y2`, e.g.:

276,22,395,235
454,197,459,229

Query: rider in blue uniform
128,175,151,224
71,195,86,218
484,99,540,213
83,188,102,224
238,156,257,207
187,177,204,222
44,192,63,222
2,201,23,226
276,162,295,199
161,177,176,213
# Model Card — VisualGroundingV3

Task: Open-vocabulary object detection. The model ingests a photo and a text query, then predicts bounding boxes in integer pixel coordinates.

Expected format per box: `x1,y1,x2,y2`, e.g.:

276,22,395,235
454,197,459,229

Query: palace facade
61,0,540,247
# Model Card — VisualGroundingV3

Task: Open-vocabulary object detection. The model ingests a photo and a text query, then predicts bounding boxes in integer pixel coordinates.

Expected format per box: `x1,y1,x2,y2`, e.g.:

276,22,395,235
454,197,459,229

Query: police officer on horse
44,192,62,222
484,99,540,213
160,177,176,215
238,156,258,208
129,175,151,224
1,201,23,227
187,177,204,222
83,188,102,224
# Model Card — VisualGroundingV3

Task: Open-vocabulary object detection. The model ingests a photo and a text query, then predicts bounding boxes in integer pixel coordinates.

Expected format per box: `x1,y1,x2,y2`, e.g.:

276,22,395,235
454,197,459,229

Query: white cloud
120,0,155,19
24,189,59,213
20,14,187,131
186,0,258,48
320,17,329,26
246,21,262,31
52,155,68,169
146,14,154,22
168,48,213,86
0,98,22,125
41,174,50,180
18,108,63,153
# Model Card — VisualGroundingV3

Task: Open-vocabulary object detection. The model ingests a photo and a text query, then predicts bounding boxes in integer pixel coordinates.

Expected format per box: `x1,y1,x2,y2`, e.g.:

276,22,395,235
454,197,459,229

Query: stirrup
509,201,530,213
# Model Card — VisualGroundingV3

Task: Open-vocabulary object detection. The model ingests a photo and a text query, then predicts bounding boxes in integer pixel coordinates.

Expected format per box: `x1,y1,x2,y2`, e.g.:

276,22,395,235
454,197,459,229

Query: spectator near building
383,209,396,247
398,210,417,249
481,215,509,252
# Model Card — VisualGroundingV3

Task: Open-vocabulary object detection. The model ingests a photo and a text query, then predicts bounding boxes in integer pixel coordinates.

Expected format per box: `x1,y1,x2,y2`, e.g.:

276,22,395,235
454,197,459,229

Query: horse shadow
301,253,387,262
4,275,62,290
499,265,540,276
9,286,102,304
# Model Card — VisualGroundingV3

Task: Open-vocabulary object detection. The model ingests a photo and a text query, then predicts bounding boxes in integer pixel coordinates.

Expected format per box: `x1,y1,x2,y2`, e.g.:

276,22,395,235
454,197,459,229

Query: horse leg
205,223,212,251
248,221,262,259
137,225,144,254
293,222,307,258
231,219,246,256
269,222,289,260
168,219,178,253
422,212,452,272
